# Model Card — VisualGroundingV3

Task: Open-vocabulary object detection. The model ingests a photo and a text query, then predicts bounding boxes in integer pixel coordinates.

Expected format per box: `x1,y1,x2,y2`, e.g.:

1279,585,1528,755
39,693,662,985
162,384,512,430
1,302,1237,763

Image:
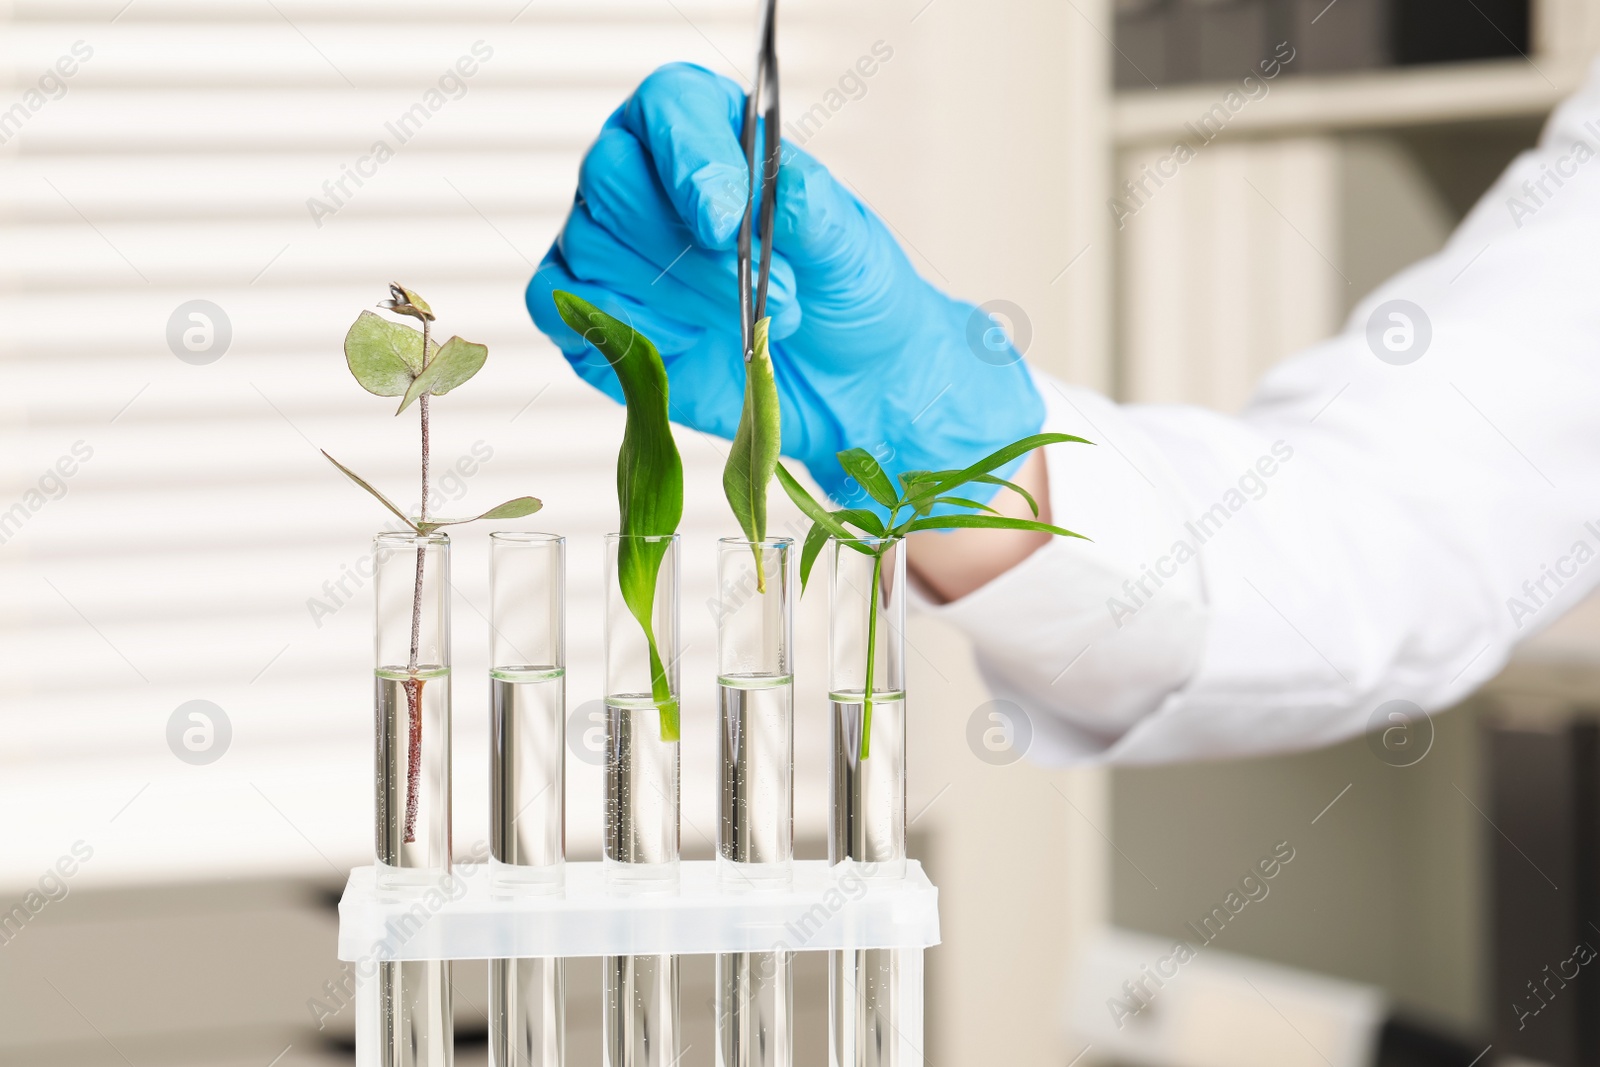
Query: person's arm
913,61,1600,763
530,61,1600,765
908,450,1054,602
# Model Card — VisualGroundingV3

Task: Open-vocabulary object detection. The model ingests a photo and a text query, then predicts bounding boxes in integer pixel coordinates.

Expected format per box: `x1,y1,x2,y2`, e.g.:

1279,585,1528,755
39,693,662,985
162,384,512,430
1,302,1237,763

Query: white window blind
0,0,852,890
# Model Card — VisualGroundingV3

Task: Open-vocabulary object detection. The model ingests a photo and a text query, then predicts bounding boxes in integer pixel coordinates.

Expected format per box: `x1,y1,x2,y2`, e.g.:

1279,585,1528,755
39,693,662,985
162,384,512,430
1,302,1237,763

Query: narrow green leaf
322,450,421,533
344,310,431,397
722,316,782,590
900,514,1090,540
396,335,490,414
472,496,543,520
929,495,1000,515
832,508,888,538
799,521,829,591
836,448,900,510
415,495,543,533
553,290,683,740
897,470,935,509
905,432,1092,507
776,464,857,541
970,473,1039,517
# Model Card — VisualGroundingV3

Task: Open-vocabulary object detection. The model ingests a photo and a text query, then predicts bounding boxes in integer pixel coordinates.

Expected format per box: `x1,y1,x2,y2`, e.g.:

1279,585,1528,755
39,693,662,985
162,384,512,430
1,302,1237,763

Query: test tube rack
336,859,941,1065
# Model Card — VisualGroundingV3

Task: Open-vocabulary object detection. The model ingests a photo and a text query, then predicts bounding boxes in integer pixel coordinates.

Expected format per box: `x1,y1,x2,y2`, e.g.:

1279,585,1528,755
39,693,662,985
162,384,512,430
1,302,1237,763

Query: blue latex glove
526,62,1044,509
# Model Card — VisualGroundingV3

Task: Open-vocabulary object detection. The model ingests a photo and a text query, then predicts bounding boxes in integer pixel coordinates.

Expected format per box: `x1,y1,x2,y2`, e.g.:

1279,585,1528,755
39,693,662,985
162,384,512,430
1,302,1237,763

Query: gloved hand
526,62,1044,507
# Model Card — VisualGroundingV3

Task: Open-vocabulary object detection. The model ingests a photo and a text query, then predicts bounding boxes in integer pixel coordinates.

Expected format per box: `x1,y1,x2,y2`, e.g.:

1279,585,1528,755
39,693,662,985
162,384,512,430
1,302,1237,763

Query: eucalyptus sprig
326,284,542,842
551,290,684,742
778,432,1092,759
326,283,544,543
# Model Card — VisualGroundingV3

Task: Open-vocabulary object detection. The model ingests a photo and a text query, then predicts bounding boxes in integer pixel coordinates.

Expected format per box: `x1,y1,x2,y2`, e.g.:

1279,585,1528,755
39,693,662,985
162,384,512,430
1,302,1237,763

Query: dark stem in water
401,321,433,844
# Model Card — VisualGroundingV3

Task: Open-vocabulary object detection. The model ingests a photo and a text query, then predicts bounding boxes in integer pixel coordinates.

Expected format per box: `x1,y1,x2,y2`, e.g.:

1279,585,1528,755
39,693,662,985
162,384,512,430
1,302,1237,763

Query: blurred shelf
1113,58,1578,146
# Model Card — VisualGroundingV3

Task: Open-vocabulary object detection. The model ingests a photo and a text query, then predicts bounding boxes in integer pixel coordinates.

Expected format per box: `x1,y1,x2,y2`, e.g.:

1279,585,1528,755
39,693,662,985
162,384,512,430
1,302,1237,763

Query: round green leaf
344,310,429,397
396,336,489,414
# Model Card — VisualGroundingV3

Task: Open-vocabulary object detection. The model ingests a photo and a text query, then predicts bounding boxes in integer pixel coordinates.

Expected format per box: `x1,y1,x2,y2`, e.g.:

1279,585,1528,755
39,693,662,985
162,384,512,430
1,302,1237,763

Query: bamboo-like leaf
901,514,1090,540
416,495,543,534
397,335,489,414
553,290,683,740
970,473,1039,517
833,508,888,538
928,495,1000,515
722,317,782,591
776,464,857,541
344,310,432,397
836,448,900,510
799,521,829,590
903,432,1092,509
322,450,421,533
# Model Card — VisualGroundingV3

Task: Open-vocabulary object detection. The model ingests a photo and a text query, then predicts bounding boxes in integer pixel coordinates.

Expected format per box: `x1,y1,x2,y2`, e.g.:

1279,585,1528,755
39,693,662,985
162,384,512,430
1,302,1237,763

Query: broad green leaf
397,335,489,414
416,495,542,534
799,521,829,590
970,473,1039,517
553,291,683,740
381,283,435,321
928,495,1000,515
344,310,432,397
322,450,421,533
836,448,900,510
905,432,1092,507
901,514,1089,540
722,317,782,591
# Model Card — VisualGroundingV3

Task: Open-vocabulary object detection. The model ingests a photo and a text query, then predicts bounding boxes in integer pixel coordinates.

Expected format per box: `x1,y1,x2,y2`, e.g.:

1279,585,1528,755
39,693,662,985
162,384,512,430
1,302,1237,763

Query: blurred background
2,0,1599,1064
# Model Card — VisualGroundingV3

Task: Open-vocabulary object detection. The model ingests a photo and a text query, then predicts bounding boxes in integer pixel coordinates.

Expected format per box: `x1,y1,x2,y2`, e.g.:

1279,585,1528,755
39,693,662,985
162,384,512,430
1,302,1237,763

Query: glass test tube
827,537,907,1067
602,533,681,1067
715,538,795,1067
373,531,454,1067
489,532,566,1067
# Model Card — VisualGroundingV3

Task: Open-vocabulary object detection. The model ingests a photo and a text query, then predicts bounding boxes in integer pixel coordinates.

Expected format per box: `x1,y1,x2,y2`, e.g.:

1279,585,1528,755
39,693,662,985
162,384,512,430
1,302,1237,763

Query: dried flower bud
380,283,435,322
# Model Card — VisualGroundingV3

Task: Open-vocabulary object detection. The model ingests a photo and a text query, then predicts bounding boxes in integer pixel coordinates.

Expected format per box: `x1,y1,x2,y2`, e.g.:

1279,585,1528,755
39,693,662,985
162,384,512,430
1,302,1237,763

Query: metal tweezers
737,0,780,364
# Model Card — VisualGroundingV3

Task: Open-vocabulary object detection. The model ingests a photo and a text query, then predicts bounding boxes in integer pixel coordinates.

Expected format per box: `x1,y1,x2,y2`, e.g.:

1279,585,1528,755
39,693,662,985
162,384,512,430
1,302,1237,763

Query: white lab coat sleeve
917,59,1600,765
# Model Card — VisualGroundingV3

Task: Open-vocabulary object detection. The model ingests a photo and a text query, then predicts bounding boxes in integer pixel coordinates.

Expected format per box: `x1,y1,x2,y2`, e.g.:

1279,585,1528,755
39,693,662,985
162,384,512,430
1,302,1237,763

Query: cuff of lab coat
907,370,1211,763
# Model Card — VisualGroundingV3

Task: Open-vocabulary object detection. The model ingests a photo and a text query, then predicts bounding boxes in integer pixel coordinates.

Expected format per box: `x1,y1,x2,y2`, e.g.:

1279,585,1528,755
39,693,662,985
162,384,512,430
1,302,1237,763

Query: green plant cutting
326,284,542,841
778,434,1091,759
551,290,684,742
722,316,782,592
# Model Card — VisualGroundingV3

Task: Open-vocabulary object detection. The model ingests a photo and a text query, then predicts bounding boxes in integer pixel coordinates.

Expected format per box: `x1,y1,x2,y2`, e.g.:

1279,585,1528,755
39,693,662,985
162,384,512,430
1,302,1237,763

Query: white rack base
336,859,940,1065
